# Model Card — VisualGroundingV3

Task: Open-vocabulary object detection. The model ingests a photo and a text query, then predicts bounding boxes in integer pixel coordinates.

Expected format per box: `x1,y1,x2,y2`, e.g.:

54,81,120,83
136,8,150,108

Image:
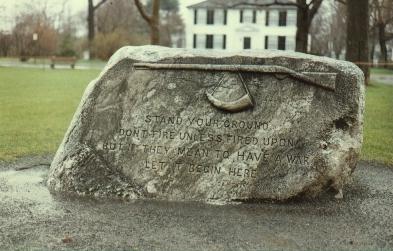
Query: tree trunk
346,0,369,84
378,23,388,67
150,0,160,45
88,0,95,59
134,0,161,45
370,27,376,65
163,12,172,47
150,19,160,45
335,50,341,59
295,4,310,53
370,40,375,66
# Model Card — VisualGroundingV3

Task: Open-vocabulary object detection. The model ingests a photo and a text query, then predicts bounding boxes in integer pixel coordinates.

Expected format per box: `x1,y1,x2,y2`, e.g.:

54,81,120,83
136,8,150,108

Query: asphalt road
0,156,393,251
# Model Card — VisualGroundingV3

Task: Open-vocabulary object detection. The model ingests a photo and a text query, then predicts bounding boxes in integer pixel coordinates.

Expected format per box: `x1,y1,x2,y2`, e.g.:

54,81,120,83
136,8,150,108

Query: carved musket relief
134,63,337,113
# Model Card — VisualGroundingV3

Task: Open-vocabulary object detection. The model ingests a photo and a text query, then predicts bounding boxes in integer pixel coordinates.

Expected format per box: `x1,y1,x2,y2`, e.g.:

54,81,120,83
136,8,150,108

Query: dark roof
187,0,297,9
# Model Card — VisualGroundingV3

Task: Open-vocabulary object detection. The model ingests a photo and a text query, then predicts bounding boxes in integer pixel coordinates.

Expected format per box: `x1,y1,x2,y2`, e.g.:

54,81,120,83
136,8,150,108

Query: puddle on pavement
0,167,64,218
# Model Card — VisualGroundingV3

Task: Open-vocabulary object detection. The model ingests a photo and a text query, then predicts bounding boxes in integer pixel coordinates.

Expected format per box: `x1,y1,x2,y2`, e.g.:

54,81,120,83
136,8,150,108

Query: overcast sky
0,0,203,33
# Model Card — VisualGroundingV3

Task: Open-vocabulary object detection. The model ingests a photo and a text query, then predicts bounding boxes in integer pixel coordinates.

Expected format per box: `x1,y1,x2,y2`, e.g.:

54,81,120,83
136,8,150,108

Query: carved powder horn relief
205,72,255,113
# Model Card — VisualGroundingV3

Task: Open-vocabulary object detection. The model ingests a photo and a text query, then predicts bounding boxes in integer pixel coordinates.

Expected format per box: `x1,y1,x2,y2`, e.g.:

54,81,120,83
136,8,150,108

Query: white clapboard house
185,0,297,51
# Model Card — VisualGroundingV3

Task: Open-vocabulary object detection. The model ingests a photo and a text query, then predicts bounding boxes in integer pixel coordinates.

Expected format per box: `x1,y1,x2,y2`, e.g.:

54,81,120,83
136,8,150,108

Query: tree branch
334,0,346,5
93,0,107,10
306,0,314,7
134,0,152,23
309,0,323,20
385,15,393,25
384,32,393,41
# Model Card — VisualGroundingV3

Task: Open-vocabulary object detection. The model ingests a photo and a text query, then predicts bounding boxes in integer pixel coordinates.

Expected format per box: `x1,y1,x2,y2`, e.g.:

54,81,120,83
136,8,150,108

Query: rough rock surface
47,46,365,202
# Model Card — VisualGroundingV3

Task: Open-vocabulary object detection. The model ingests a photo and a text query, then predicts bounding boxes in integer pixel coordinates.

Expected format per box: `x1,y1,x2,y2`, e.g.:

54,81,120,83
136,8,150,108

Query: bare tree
232,0,324,53
295,0,324,52
154,0,183,47
12,10,58,58
134,0,161,45
309,2,331,56
346,0,369,84
0,32,12,57
330,1,346,59
160,10,184,47
370,0,393,65
87,0,108,57
92,0,150,59
96,0,148,35
370,25,378,63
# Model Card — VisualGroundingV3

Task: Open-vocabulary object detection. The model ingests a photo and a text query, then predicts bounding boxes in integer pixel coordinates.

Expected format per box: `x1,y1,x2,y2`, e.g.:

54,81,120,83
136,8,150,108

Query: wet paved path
371,74,393,86
0,157,393,251
0,60,104,70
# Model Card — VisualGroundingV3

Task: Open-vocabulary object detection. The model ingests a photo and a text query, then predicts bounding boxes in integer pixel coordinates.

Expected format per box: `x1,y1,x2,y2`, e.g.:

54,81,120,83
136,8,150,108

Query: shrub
92,29,148,60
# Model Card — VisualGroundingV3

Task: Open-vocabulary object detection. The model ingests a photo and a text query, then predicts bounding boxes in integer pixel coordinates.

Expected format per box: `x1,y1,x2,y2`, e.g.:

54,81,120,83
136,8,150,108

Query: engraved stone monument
48,46,365,202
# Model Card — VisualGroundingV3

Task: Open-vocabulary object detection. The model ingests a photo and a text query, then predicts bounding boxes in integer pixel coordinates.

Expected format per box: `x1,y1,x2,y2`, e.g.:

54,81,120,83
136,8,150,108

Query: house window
207,9,214,24
194,34,204,48
206,34,226,49
214,34,222,49
265,36,269,49
215,10,223,24
223,35,226,49
194,9,198,24
268,36,277,49
215,9,226,25
197,9,206,24
287,10,296,26
243,37,251,49
278,36,286,50
252,10,257,23
287,36,295,50
241,10,253,23
206,35,214,49
265,11,270,26
279,11,287,26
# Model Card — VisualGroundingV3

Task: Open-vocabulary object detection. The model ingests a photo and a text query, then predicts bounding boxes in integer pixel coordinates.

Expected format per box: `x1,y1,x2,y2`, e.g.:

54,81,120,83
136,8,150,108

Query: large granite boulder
47,46,365,202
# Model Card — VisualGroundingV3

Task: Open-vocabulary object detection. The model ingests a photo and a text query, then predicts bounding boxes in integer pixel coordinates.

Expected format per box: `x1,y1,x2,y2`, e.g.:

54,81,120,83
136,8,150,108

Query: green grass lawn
0,67,392,166
0,67,100,160
361,82,393,166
